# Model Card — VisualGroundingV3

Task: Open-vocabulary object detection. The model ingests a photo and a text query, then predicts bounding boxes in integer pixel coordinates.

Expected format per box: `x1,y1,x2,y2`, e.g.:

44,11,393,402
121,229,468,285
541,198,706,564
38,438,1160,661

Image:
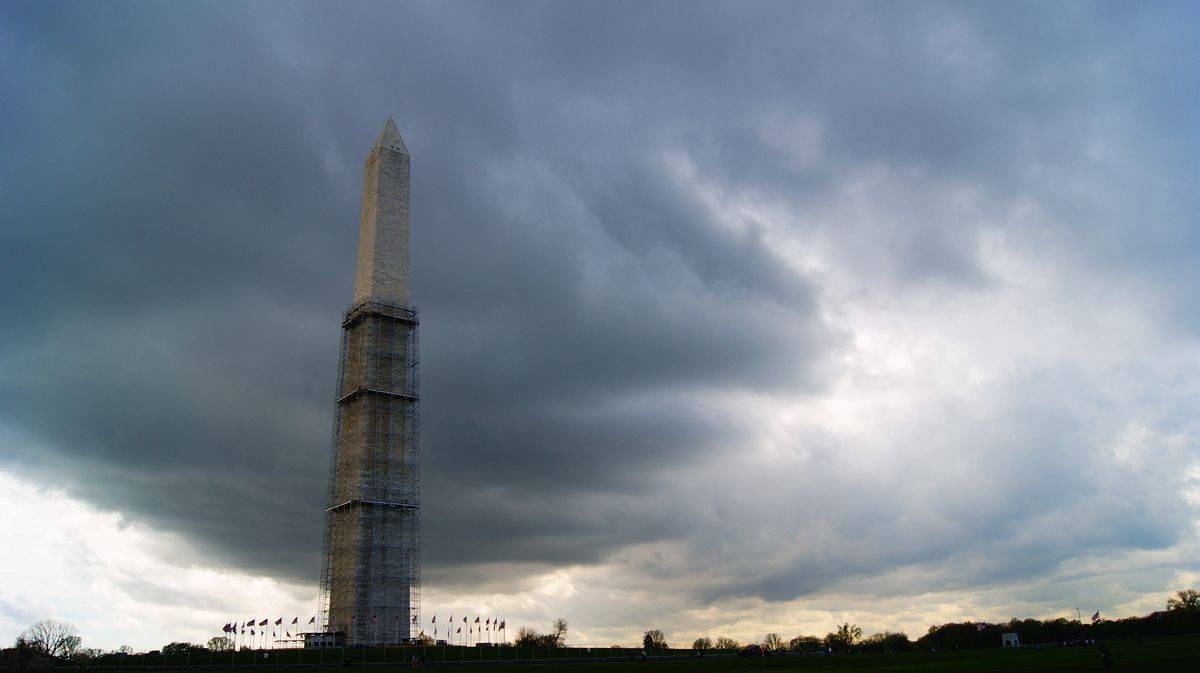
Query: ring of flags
219,613,507,649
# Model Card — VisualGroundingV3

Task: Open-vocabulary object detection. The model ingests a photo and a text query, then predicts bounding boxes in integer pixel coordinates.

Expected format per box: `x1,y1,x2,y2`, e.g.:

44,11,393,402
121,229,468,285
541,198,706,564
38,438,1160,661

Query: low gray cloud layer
2,0,1198,631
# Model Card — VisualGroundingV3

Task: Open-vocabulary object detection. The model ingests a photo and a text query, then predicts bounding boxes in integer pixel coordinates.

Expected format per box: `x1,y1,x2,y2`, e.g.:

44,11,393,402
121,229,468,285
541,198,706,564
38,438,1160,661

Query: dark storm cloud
2,0,1199,617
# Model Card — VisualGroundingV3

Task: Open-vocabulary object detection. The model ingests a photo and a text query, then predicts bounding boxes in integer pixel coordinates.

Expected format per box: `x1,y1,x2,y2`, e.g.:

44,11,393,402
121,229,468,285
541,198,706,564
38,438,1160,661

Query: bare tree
551,618,568,647
514,626,540,646
515,620,567,648
714,636,740,650
823,623,862,653
1168,589,1200,612
692,636,712,650
18,620,81,658
762,633,784,651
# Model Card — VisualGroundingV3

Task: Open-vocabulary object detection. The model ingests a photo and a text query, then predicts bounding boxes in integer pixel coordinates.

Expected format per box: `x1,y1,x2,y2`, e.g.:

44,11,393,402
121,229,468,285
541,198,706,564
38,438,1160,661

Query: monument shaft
319,118,420,645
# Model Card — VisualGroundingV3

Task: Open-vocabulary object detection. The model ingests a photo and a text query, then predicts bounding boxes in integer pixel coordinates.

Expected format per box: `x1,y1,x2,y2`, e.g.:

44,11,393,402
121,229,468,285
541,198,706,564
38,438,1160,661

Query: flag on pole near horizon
1092,611,1101,623
309,616,316,624
258,619,267,626
275,618,282,625
474,616,480,623
432,615,436,623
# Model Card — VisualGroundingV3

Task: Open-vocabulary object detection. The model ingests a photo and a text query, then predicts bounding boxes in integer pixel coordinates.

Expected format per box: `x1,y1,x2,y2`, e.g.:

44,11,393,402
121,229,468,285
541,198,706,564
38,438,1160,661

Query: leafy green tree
762,633,784,651
18,620,81,658
1168,589,1200,611
207,636,233,652
642,629,668,650
692,636,712,650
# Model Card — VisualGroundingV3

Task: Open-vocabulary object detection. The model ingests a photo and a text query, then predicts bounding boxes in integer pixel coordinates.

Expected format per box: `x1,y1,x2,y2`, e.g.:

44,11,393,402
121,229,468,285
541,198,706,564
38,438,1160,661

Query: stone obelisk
318,117,420,645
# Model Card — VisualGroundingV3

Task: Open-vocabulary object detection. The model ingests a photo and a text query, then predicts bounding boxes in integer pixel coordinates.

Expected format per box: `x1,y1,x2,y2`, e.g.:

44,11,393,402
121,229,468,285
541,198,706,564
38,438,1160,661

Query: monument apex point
373,116,408,155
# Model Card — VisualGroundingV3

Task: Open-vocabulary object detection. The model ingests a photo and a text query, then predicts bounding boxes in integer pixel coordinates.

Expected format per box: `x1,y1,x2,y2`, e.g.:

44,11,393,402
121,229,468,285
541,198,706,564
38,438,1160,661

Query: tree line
7,589,1199,662
679,590,1200,654
683,622,903,654
919,589,1200,651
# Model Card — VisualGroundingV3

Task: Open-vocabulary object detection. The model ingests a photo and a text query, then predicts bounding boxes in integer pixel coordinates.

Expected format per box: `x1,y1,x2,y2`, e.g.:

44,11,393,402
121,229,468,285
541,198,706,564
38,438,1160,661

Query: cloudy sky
2,0,1199,652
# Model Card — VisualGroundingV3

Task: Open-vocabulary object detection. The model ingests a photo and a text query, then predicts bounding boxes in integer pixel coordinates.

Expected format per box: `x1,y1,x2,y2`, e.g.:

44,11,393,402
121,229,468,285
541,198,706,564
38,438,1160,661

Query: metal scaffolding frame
318,300,420,645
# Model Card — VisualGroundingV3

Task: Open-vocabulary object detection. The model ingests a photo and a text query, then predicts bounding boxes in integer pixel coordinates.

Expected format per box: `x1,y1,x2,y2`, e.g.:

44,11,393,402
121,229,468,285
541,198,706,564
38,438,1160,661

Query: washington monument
318,117,420,645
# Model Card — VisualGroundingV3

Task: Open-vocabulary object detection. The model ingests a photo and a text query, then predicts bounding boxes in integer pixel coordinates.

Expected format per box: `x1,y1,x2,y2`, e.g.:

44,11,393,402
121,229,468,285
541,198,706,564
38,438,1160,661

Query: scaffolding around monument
318,300,420,645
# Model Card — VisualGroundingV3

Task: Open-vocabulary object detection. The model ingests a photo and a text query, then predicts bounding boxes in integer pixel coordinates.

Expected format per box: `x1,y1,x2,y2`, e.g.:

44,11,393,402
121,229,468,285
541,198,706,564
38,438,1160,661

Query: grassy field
72,636,1200,673
434,636,1195,672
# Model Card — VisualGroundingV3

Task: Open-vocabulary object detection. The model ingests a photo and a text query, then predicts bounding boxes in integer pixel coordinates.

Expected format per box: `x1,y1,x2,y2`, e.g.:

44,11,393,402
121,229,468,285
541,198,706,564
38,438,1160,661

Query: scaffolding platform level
318,299,420,645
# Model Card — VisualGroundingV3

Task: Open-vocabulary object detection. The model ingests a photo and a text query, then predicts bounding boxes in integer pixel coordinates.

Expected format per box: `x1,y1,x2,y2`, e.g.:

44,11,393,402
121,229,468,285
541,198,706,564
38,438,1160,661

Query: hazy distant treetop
692,636,712,650
162,642,206,654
